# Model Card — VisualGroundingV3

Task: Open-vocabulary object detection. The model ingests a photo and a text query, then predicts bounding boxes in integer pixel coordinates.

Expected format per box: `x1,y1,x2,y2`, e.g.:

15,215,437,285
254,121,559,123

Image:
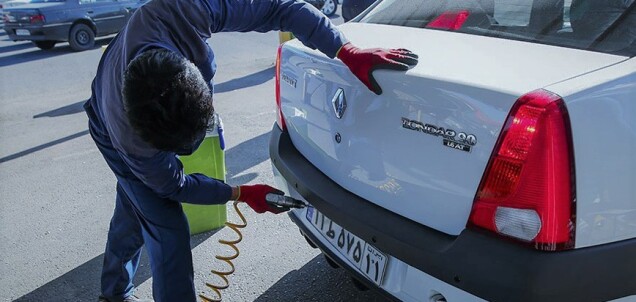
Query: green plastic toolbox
179,113,227,235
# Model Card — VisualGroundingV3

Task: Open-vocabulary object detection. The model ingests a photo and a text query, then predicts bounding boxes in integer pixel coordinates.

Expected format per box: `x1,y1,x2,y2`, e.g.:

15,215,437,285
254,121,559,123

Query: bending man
85,0,418,301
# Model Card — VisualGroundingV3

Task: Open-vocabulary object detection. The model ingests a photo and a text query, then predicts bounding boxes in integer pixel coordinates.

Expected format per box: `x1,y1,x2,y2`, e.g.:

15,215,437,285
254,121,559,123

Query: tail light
469,89,576,251
275,43,287,131
426,10,470,30
30,14,45,24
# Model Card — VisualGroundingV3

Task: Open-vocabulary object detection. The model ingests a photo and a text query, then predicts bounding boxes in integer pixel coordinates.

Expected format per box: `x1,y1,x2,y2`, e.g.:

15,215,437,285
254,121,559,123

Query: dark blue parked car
3,0,146,51
342,0,375,22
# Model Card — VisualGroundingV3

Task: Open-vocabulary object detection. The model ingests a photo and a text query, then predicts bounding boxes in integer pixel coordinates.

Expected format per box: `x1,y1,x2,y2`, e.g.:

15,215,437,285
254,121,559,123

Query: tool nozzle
265,193,306,209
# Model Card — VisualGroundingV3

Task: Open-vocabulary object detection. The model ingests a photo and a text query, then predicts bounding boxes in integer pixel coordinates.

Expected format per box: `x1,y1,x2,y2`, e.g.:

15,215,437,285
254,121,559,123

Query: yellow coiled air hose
199,194,304,301
199,201,247,302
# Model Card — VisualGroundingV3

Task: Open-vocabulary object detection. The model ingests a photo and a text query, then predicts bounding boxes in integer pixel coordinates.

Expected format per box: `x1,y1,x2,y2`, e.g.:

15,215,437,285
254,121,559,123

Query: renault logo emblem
331,88,347,119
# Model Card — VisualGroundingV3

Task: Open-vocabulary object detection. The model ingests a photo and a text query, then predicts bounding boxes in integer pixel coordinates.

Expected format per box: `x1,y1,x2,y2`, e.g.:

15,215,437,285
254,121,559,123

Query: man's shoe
98,295,153,302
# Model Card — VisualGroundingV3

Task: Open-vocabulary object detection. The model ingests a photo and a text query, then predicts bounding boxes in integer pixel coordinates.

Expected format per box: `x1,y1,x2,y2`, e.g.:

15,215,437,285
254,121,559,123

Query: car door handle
87,10,94,14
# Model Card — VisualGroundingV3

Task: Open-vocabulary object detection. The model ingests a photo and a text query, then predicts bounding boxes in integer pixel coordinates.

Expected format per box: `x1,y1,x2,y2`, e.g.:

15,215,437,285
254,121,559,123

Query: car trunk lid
4,7,41,24
4,3,62,24
279,23,627,235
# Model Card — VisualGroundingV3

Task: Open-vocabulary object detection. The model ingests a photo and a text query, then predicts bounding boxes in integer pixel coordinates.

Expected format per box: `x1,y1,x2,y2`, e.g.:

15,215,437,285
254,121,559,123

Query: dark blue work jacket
86,0,347,205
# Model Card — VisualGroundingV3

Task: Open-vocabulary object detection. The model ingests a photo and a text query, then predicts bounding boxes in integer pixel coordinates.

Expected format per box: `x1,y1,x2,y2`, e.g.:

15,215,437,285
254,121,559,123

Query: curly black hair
122,48,213,152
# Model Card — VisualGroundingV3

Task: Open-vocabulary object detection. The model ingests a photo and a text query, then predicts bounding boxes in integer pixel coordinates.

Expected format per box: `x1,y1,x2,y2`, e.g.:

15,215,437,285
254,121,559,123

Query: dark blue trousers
85,102,197,302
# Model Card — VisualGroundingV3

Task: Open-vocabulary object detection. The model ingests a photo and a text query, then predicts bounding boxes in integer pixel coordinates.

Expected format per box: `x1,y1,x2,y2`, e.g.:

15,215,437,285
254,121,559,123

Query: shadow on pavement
0,124,269,174
1,30,11,41
0,41,33,54
0,37,112,67
13,230,217,301
214,66,275,94
224,132,270,185
0,47,69,67
34,100,86,118
254,255,388,302
34,68,276,119
4,113,272,300
33,67,276,120
0,129,89,164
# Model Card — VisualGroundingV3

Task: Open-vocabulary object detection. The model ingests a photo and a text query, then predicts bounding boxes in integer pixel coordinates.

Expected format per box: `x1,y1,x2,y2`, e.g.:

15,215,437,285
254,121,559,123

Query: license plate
16,29,29,36
306,207,387,285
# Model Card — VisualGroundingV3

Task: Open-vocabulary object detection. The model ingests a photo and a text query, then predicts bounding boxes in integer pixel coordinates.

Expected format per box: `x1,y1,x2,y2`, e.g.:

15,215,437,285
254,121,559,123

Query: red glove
337,42,418,95
237,184,286,214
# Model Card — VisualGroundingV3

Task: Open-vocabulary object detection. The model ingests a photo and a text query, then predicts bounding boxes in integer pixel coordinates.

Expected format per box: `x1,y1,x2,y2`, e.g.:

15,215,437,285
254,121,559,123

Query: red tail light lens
275,44,287,131
426,10,470,30
469,89,575,251
30,14,45,24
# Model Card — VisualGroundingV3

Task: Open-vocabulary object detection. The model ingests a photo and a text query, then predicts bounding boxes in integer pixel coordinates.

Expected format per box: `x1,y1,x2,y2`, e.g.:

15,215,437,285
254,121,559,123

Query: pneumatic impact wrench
265,193,307,211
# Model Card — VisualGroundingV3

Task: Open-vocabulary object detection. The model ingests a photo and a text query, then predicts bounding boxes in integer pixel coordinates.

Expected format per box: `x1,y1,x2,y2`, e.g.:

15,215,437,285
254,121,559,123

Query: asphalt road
0,9,388,302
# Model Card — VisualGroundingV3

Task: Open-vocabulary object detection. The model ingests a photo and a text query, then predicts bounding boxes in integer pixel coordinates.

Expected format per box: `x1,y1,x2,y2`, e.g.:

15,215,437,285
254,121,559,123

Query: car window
359,0,636,56
29,0,65,3
80,0,115,3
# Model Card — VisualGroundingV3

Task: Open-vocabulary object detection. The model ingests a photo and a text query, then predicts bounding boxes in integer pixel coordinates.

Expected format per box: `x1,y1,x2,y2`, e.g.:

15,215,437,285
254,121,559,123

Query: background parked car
3,0,146,51
301,0,335,18
0,0,29,27
271,0,636,301
341,0,374,22
303,0,325,12
3,0,31,8
321,0,338,17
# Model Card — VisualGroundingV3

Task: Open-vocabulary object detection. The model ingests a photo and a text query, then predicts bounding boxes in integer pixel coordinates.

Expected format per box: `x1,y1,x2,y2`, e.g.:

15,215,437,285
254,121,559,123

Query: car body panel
269,125,636,302
273,1,636,301
83,0,130,35
546,57,636,248
280,22,627,236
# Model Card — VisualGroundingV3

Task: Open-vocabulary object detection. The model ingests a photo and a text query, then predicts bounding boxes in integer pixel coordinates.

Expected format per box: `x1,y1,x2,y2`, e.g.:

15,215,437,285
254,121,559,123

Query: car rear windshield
359,0,636,57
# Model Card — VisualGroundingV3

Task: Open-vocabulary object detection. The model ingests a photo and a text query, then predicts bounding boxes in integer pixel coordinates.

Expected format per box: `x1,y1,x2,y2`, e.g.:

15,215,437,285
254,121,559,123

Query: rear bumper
288,212,403,302
4,23,70,41
269,124,636,302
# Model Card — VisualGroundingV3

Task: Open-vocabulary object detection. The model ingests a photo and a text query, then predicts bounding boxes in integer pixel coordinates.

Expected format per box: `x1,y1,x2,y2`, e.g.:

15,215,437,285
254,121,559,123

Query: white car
269,0,636,301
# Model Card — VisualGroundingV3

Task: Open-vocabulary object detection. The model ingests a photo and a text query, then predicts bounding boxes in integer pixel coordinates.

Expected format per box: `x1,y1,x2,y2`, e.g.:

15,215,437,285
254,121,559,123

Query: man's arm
119,149,234,205
208,0,347,58
205,0,418,94
118,148,282,213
